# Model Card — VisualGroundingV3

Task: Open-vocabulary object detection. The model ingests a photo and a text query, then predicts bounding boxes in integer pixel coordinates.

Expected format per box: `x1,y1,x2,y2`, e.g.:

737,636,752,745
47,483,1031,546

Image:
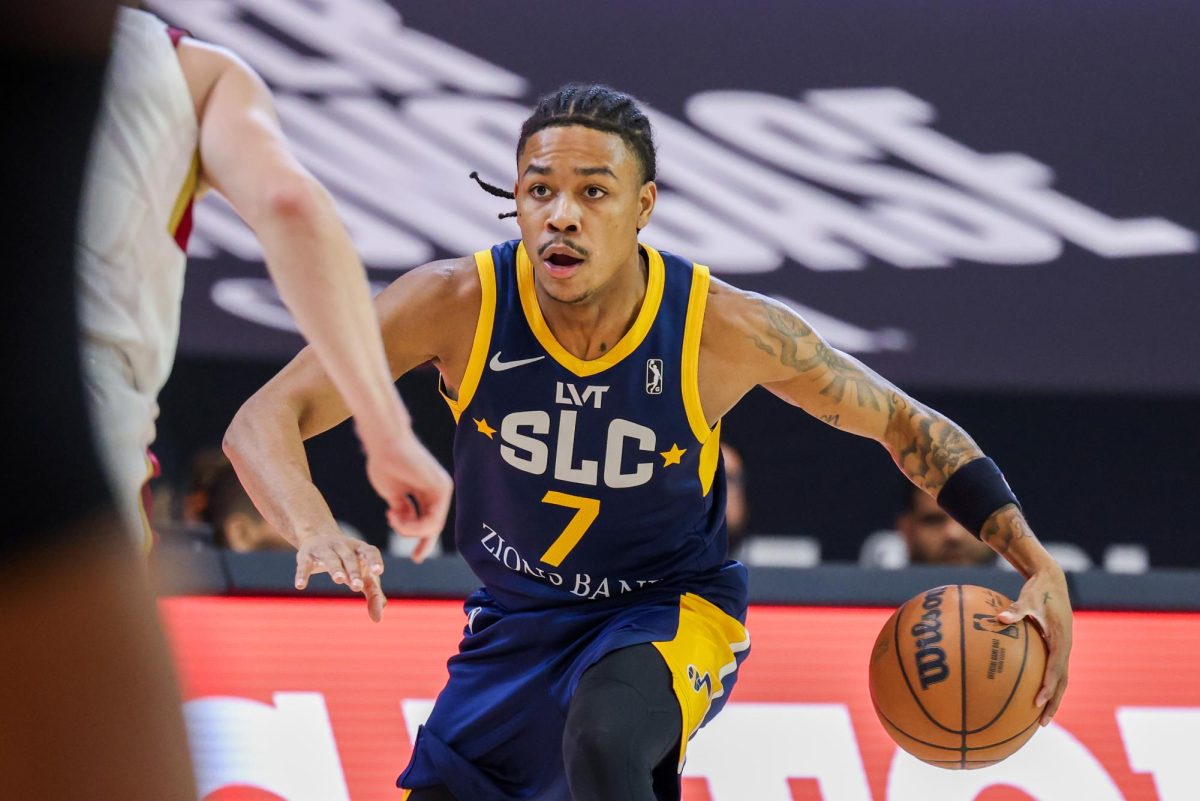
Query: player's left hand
996,567,1072,726
294,533,389,622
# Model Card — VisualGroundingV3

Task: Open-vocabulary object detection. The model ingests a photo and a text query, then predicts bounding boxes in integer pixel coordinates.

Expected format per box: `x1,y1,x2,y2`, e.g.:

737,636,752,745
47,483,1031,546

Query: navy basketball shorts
398,581,750,801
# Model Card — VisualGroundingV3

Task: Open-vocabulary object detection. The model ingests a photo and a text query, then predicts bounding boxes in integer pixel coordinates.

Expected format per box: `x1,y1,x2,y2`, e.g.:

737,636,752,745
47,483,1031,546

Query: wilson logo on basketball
912,586,950,690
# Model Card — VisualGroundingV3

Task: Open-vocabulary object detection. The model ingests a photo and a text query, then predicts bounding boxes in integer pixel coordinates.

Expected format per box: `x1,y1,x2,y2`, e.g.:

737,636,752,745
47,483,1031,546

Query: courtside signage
164,597,1200,801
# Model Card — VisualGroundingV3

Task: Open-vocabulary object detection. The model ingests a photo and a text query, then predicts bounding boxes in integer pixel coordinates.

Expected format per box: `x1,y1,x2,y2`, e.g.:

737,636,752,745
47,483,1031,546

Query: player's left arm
702,280,1072,726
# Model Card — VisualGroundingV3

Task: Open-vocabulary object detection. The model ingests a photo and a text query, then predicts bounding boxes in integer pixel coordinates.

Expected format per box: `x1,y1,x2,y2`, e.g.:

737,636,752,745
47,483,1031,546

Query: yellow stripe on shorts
652,592,750,771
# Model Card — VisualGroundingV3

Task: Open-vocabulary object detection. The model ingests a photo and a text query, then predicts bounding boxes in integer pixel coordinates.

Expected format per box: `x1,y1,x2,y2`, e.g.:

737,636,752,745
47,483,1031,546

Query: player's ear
636,180,657,232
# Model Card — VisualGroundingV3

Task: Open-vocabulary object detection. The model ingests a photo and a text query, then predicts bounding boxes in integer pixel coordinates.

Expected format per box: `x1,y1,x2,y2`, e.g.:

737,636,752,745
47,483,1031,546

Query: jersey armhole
439,251,497,423
166,26,192,49
682,263,713,444
682,263,723,497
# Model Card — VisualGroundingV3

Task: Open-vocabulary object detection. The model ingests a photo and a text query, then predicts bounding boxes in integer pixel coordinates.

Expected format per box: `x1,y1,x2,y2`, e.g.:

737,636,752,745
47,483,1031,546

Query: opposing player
78,5,450,561
2,3,198,798
225,84,1073,800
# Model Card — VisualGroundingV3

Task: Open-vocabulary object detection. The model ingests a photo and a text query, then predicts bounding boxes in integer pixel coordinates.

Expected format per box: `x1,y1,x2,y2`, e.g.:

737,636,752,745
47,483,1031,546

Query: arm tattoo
750,298,980,493
749,333,777,357
820,414,840,427
884,390,982,494
753,300,887,411
979,507,1033,556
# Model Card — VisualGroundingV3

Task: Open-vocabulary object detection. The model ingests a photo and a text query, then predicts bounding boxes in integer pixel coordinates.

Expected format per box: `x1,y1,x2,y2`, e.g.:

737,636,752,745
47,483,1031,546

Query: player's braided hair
470,83,657,220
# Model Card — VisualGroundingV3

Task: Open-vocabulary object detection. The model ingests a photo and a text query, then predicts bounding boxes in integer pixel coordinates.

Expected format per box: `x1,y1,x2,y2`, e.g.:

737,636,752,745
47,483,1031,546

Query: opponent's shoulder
174,36,265,120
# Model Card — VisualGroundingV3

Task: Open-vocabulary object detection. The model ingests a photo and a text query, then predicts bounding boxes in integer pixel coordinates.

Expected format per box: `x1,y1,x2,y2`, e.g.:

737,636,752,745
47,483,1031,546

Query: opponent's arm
703,282,1071,725
176,40,444,527
223,259,476,618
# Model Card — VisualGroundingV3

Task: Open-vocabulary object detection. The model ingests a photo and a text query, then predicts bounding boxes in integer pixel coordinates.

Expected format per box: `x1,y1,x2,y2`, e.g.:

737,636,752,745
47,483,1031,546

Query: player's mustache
538,239,590,258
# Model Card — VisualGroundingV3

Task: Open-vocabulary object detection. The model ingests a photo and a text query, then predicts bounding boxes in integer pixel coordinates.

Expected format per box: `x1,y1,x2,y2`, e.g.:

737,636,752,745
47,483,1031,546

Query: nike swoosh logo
489,352,546,372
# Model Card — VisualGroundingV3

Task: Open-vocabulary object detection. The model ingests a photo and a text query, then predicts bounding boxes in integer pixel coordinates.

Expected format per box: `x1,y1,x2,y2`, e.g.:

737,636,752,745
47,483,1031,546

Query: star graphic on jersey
660,443,686,467
473,417,497,439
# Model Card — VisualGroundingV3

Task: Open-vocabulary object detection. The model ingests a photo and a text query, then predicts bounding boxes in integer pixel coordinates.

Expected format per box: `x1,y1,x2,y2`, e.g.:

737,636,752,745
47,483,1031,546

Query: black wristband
936,457,1021,538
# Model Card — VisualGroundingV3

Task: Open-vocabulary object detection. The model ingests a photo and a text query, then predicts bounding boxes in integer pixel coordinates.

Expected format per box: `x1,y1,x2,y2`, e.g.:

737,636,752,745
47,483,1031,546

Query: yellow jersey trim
681,263,712,444
167,150,200,238
699,420,722,498
439,250,497,423
515,241,665,377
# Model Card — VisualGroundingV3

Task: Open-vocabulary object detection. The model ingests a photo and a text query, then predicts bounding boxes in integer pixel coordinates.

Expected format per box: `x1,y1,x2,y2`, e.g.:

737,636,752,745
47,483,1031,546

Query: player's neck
536,249,648,362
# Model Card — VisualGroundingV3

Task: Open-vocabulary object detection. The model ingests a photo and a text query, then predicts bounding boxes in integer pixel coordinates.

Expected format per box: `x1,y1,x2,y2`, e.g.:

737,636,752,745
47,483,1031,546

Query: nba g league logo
646,359,663,395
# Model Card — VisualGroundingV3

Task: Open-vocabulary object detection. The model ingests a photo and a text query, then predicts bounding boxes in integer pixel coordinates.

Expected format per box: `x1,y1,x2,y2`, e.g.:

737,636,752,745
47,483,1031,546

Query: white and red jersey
76,7,200,548
76,7,199,402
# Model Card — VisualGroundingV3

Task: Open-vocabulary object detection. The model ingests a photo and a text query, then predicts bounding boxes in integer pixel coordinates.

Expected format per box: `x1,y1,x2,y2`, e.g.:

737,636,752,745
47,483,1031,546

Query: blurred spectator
184,448,234,526
147,478,177,536
724,442,822,567
184,449,366,552
723,443,748,557
204,461,292,552
860,483,997,568
899,484,997,566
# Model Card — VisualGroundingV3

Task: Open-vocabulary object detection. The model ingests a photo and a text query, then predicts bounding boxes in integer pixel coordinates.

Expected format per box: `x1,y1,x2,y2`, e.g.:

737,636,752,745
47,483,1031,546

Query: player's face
515,125,656,305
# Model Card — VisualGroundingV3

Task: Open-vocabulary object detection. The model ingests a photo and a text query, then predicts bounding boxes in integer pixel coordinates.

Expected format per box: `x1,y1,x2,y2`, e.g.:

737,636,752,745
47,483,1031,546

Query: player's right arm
699,280,1072,725
223,257,479,620
174,38,450,536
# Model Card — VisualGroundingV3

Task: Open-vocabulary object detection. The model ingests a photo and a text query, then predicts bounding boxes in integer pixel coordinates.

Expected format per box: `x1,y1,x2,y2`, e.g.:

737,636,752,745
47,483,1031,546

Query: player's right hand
996,566,1073,726
361,428,453,564
294,533,388,622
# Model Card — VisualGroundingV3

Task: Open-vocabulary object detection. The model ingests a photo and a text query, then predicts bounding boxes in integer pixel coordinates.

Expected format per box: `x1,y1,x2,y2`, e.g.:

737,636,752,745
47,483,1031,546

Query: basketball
868,584,1048,769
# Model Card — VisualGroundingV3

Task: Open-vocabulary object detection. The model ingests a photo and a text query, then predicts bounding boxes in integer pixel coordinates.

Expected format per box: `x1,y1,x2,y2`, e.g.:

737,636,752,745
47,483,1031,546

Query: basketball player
225,84,1073,801
78,5,451,566
2,3,198,799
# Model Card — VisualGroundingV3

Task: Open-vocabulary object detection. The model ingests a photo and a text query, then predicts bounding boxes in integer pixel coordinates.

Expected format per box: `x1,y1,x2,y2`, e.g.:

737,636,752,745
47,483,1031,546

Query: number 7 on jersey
540,491,601,567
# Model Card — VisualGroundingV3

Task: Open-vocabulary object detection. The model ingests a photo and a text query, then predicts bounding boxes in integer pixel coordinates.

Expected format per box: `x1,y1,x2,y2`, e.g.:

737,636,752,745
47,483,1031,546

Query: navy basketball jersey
442,239,731,610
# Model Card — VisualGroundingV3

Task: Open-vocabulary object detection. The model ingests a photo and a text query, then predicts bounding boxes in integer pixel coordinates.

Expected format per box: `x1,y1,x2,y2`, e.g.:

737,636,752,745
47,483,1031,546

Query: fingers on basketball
1039,671,1067,725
